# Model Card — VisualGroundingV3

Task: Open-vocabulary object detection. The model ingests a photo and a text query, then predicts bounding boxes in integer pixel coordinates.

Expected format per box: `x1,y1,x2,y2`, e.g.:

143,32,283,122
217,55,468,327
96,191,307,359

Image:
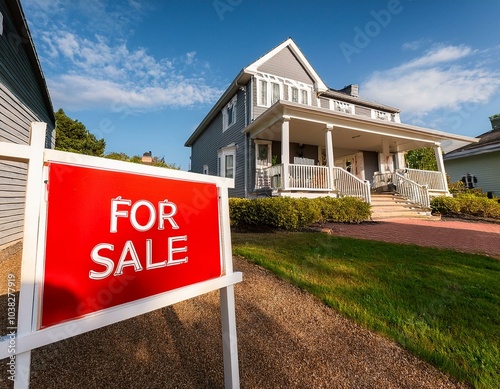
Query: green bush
229,196,370,230
431,193,500,219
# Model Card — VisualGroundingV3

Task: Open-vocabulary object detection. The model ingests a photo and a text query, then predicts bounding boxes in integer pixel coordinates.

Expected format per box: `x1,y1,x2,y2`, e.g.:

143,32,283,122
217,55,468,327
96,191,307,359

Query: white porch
244,101,473,207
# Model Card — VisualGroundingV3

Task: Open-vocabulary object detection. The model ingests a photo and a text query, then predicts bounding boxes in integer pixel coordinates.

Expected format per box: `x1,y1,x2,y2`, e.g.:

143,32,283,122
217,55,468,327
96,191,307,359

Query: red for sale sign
41,162,222,328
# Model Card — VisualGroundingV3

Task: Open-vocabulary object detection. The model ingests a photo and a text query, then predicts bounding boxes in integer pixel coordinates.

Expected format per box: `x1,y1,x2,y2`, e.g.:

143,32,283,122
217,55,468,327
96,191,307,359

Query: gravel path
1,240,470,389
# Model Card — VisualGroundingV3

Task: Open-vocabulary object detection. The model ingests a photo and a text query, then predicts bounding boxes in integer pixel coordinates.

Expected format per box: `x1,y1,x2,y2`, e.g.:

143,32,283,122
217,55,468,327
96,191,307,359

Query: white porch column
379,138,391,173
434,143,449,192
395,151,406,170
281,116,290,190
325,124,334,190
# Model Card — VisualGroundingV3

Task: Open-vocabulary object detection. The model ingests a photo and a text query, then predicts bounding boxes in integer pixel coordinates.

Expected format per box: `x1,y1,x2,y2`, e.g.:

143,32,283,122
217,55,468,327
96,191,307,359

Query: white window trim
285,79,312,106
254,140,272,168
218,144,237,179
256,74,283,107
222,95,237,131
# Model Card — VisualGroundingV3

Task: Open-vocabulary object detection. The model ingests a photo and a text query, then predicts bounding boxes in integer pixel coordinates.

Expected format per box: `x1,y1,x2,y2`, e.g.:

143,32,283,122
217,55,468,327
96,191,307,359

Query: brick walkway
325,217,500,258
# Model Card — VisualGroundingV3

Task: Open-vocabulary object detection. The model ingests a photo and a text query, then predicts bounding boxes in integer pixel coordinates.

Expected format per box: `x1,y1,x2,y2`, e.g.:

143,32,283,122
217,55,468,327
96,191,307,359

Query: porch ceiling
244,101,478,153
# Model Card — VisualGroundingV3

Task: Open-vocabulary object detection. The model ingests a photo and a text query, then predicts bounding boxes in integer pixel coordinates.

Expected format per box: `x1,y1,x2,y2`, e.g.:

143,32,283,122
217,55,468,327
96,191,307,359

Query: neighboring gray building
444,115,500,197
1,0,55,247
185,38,476,202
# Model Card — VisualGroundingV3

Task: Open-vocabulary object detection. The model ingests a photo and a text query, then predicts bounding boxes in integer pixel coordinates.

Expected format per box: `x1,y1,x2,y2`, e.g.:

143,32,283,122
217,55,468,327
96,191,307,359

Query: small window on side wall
222,95,237,131
218,144,237,179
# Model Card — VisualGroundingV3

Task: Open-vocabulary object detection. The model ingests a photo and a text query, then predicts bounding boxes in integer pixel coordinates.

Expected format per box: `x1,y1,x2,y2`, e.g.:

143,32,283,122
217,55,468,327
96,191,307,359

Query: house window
257,76,282,107
222,95,237,131
218,144,237,179
287,83,311,105
225,155,234,178
301,89,309,105
259,80,268,106
272,83,280,104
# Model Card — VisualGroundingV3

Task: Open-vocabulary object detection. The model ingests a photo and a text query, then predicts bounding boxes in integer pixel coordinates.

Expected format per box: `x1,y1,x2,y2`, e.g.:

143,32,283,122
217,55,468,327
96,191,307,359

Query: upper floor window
256,72,312,107
222,95,237,131
257,74,282,107
286,82,311,105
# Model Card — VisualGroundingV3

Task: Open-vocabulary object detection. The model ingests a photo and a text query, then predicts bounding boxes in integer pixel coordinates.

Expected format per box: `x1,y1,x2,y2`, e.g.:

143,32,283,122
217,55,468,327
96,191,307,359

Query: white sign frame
0,123,242,388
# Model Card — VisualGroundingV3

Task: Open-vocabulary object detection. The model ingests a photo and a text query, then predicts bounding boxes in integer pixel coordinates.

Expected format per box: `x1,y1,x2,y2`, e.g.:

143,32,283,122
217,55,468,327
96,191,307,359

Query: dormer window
222,95,237,131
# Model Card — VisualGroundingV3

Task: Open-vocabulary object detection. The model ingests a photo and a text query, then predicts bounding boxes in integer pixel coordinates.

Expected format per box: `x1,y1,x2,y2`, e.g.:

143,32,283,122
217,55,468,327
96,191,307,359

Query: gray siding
444,151,500,195
0,0,54,136
257,47,314,85
355,105,371,118
190,87,248,198
0,0,55,247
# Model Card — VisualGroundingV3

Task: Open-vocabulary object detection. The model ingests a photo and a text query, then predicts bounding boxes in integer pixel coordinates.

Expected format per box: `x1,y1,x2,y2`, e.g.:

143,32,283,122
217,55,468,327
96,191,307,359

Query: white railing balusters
332,167,371,203
394,172,430,208
400,168,446,191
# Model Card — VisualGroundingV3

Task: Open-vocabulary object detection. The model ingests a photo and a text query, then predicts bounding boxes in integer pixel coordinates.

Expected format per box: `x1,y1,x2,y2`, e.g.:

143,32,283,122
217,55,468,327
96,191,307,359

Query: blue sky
22,0,500,170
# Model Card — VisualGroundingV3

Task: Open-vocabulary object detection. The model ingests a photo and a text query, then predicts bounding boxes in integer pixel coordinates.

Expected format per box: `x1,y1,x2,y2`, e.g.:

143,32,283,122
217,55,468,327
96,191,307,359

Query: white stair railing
394,172,430,208
332,167,371,203
398,168,446,191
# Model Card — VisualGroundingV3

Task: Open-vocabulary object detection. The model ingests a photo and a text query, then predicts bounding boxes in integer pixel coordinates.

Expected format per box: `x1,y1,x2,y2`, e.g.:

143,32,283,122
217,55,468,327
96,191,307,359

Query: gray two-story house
185,38,476,206
1,0,55,247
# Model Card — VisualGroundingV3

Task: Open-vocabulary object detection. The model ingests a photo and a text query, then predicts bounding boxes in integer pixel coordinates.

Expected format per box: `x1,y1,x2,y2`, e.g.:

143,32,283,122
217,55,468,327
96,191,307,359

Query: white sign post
0,123,242,388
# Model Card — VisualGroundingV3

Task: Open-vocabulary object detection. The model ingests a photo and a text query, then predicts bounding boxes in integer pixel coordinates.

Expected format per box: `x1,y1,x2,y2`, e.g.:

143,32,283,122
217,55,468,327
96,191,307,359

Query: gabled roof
244,38,328,92
184,38,400,147
444,127,500,160
185,38,327,146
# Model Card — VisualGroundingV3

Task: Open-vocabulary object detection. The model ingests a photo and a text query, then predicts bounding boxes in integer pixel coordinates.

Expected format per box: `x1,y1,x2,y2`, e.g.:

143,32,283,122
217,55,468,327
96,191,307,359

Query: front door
255,141,272,188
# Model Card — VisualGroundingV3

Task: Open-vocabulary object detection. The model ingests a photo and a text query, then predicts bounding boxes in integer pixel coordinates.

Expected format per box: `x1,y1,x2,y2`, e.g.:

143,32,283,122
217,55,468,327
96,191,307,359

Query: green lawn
232,232,500,389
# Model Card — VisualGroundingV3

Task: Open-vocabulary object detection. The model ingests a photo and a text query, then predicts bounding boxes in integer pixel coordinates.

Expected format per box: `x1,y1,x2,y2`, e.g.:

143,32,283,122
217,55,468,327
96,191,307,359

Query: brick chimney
339,84,359,98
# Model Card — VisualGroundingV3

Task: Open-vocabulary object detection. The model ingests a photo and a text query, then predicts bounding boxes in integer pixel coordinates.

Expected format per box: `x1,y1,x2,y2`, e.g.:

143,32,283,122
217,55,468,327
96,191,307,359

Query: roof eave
184,69,251,147
242,101,479,144
7,0,55,125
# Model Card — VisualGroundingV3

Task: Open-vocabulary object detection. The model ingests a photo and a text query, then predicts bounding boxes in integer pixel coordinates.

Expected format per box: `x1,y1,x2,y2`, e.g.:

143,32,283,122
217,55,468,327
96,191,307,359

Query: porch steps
370,193,434,221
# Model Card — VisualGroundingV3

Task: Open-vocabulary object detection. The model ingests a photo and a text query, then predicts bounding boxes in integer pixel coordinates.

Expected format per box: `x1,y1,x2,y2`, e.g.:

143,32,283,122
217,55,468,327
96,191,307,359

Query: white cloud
362,45,500,121
25,0,222,112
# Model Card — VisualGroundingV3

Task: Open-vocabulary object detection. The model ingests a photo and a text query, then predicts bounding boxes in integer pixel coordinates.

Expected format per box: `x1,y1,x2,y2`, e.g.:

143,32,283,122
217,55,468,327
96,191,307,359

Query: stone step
370,192,433,220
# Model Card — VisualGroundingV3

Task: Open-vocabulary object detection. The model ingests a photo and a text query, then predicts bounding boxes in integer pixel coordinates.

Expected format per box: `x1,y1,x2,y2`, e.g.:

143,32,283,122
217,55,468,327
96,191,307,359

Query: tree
104,152,179,170
405,147,437,171
55,109,106,156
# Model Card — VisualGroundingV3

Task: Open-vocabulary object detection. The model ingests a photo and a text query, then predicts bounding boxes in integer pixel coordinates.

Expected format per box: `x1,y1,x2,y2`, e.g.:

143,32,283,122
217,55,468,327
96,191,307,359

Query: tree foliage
405,147,437,171
104,152,179,170
55,109,106,156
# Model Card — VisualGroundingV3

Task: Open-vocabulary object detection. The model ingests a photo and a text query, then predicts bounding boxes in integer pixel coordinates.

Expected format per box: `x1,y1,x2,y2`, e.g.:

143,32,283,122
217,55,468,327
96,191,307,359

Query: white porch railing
288,164,330,190
332,167,371,203
260,164,370,203
394,172,430,208
400,168,447,191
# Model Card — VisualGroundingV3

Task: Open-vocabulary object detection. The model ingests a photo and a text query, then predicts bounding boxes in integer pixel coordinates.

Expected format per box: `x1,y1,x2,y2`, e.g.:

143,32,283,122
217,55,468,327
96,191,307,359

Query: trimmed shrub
431,193,500,219
229,196,370,231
